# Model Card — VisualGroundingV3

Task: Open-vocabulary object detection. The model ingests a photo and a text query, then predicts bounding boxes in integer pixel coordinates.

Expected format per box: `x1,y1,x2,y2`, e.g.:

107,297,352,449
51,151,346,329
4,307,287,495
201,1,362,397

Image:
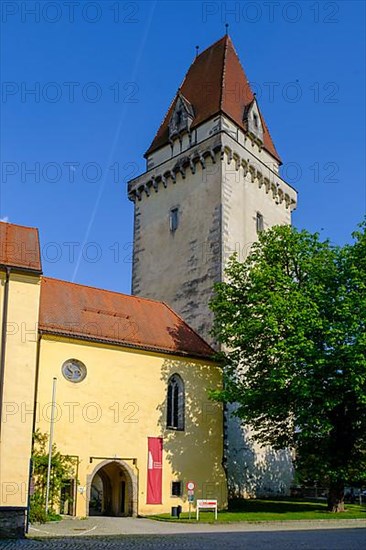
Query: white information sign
196,499,218,520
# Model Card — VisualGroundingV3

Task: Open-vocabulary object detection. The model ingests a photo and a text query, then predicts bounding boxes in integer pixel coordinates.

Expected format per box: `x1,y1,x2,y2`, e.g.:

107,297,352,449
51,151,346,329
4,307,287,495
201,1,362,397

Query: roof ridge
42,276,168,307
0,220,39,231
226,36,254,104
219,34,229,111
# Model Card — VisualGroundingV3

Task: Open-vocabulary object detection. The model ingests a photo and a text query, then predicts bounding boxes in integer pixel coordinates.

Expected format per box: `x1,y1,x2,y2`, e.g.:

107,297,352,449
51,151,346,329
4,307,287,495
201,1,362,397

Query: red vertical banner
147,437,163,504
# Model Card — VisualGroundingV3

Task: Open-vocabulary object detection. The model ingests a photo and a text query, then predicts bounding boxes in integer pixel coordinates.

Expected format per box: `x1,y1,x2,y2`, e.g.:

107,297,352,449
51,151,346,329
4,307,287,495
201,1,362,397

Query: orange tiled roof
146,35,281,163
39,277,215,359
0,221,42,272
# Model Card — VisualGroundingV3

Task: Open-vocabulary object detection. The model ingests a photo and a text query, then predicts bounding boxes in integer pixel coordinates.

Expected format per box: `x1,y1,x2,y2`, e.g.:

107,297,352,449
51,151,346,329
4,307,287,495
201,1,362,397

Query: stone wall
130,137,222,346
225,406,294,498
0,507,26,538
128,118,298,498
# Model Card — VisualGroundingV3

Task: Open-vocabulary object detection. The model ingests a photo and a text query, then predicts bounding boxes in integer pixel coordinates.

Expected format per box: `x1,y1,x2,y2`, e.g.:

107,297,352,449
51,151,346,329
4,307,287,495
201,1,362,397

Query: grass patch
147,499,366,523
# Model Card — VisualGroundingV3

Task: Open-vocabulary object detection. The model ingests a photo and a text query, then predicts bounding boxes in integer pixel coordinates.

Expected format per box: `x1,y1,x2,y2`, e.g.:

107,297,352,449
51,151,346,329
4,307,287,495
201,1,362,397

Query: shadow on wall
155,324,227,505
226,405,294,499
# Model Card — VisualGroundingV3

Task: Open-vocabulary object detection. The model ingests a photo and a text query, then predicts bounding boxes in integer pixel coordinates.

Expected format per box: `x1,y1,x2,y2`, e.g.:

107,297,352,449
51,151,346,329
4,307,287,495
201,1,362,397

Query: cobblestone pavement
0,529,366,549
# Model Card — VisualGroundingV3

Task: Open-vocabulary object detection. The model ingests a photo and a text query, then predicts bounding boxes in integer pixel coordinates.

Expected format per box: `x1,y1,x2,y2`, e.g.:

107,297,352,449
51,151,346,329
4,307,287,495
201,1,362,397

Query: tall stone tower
128,36,298,496
129,35,297,346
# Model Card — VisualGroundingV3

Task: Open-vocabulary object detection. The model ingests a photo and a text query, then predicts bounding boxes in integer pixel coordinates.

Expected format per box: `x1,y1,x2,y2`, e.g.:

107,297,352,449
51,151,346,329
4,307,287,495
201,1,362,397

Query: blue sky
1,0,365,293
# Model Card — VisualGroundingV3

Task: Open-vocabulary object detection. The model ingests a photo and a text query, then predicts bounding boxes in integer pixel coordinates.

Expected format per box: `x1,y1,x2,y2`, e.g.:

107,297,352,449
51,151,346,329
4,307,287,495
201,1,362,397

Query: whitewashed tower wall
128,36,297,497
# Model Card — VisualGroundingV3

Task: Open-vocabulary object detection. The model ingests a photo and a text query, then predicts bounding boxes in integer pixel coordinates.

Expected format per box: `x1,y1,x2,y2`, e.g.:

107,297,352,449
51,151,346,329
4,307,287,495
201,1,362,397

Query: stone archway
87,460,138,517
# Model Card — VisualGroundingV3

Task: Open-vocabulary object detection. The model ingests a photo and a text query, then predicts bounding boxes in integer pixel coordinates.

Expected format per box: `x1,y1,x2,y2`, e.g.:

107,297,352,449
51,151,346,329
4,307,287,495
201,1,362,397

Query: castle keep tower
130,35,298,497
128,36,297,347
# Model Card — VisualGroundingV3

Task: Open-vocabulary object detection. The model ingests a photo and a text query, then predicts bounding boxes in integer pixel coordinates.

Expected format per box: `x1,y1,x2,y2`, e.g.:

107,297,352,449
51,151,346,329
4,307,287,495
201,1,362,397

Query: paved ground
25,516,366,536
0,529,365,549
1,518,365,549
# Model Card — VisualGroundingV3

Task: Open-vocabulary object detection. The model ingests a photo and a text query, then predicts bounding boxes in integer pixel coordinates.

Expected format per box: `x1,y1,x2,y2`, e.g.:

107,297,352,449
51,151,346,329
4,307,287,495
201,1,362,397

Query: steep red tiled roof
0,221,42,272
39,277,215,359
146,35,281,163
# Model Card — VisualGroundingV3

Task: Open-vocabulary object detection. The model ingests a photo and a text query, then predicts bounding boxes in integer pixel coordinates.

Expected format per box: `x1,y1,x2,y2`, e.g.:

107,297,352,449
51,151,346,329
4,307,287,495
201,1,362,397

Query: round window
61,359,87,383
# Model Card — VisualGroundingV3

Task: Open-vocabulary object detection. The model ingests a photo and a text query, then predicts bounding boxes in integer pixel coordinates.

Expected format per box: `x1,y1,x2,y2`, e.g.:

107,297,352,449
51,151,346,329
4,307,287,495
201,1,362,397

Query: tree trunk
327,480,345,512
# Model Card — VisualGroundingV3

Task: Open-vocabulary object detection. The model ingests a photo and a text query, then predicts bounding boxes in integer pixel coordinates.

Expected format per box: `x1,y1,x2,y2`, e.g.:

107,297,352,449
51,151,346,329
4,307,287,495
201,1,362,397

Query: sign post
186,481,195,520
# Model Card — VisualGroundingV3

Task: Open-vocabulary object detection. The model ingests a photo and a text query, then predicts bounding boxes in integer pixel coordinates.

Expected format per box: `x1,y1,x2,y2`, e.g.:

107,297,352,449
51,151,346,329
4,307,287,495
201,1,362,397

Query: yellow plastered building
0,223,42,536
0,221,227,537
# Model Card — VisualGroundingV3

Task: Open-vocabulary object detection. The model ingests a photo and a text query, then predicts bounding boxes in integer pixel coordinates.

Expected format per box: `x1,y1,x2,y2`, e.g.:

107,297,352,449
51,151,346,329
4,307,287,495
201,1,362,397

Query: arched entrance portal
88,461,137,517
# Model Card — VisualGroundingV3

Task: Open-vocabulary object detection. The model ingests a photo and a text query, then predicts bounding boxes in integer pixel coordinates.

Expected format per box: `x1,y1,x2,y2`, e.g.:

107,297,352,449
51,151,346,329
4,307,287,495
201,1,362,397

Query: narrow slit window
253,113,259,128
256,212,264,233
170,208,179,232
175,110,182,126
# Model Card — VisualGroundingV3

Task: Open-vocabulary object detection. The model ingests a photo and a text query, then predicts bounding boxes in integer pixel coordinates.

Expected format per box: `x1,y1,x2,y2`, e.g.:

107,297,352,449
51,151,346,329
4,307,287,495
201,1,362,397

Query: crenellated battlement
129,132,296,211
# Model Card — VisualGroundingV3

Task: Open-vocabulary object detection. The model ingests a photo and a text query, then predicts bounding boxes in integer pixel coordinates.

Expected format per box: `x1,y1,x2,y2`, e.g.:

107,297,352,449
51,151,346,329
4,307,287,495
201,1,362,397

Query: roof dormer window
244,99,263,143
168,93,194,139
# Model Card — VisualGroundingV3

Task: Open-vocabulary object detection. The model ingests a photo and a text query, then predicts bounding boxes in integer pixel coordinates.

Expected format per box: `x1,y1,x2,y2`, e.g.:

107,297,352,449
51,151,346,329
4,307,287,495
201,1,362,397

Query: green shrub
29,430,77,523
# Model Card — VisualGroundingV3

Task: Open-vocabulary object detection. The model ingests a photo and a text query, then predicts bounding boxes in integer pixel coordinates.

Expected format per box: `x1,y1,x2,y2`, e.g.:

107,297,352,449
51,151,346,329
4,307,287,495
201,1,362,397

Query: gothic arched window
166,374,185,430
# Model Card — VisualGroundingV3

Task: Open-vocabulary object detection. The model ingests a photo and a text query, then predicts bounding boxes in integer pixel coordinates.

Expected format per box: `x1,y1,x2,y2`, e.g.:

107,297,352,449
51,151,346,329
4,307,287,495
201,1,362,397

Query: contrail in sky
72,1,157,282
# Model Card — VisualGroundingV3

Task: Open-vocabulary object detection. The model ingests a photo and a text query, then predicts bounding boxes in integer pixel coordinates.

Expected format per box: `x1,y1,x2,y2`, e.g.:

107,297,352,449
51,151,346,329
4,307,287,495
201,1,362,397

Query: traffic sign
187,482,196,520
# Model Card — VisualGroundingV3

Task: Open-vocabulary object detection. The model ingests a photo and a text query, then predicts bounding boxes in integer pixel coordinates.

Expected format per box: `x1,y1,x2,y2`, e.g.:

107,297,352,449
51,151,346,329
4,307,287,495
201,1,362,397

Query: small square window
256,212,264,233
170,208,179,232
171,481,182,497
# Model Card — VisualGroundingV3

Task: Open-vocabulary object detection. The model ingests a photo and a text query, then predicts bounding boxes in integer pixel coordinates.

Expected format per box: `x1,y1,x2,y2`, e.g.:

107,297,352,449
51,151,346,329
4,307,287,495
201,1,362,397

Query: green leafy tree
210,224,366,512
30,430,76,523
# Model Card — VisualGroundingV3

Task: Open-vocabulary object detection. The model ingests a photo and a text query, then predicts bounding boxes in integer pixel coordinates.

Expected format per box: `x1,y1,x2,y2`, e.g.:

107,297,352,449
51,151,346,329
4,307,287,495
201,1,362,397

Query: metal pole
25,458,33,533
45,377,57,514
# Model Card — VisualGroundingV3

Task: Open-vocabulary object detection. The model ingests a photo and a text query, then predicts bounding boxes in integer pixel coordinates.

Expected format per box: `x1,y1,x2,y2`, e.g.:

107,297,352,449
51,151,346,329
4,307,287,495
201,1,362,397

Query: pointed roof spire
145,35,281,163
